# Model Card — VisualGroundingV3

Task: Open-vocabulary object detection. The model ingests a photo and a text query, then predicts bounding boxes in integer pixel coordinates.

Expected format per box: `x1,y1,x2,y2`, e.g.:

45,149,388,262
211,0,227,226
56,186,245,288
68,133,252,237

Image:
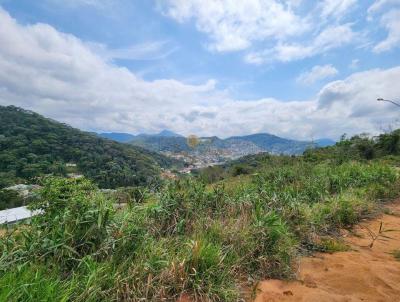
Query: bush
0,189,24,210
1,177,114,270
0,154,398,301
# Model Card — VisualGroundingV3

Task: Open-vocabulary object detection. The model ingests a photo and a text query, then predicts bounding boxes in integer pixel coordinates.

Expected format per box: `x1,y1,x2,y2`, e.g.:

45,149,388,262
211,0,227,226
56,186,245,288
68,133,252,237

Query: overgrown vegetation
0,130,399,301
0,189,25,210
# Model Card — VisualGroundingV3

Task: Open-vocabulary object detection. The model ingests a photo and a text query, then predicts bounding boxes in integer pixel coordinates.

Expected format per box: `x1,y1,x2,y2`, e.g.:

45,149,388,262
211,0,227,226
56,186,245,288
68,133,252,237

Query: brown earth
254,201,400,302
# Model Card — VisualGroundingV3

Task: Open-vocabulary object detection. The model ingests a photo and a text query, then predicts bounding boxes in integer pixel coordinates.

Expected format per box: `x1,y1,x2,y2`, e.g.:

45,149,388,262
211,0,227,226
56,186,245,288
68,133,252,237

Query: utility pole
377,98,400,107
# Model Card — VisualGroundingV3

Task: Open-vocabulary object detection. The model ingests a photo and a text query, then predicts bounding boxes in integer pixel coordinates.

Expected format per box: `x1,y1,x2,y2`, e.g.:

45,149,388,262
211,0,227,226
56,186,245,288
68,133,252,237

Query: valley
100,131,334,170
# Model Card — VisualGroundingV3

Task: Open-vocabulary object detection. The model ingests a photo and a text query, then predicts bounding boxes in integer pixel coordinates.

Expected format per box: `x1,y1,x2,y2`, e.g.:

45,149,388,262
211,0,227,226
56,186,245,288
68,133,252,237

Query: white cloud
160,0,364,64
373,9,400,53
0,7,399,140
297,64,338,85
318,0,357,19
87,41,178,61
368,0,400,15
245,24,356,64
160,0,309,52
349,59,360,69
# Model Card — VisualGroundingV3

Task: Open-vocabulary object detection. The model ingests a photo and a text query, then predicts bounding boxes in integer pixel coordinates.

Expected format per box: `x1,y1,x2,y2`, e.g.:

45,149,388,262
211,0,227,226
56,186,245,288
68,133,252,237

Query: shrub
2,177,114,269
0,153,398,301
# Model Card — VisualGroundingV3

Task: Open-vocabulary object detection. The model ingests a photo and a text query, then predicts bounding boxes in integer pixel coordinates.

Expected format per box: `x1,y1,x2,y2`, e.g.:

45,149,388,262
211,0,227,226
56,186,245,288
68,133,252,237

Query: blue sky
0,0,399,139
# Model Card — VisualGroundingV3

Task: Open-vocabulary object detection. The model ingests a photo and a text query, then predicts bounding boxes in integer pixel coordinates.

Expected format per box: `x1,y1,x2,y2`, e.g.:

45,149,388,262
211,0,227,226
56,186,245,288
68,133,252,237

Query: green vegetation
1,128,399,301
316,238,350,253
0,189,25,210
0,106,180,189
197,130,400,184
303,131,400,163
392,250,400,261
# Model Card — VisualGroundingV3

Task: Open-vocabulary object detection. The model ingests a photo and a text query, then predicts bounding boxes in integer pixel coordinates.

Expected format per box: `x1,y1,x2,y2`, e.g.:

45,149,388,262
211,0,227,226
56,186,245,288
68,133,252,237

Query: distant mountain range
99,131,336,157
314,138,336,147
99,130,182,143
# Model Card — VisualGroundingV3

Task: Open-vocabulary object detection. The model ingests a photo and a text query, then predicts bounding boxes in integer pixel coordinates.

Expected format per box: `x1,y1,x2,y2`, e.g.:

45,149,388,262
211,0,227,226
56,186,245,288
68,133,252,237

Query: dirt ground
254,201,400,302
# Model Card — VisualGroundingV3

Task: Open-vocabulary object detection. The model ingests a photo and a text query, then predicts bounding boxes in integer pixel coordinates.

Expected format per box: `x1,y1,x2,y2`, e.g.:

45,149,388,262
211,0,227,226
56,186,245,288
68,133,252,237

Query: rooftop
0,206,41,224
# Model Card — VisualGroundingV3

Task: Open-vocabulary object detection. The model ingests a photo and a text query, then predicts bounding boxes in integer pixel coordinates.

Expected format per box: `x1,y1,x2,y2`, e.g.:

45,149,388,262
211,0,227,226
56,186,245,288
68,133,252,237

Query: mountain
128,132,316,157
0,106,180,189
156,130,183,137
130,136,190,152
226,133,314,155
98,132,136,143
99,130,183,143
315,138,336,147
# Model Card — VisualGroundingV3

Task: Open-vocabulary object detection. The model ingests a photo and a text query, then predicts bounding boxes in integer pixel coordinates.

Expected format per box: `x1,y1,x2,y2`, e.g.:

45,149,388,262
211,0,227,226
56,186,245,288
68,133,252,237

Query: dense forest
0,106,180,189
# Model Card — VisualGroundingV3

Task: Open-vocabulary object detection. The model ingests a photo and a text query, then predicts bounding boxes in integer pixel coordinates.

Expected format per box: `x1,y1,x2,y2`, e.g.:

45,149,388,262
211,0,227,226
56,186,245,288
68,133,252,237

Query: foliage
0,130,399,301
303,130,400,163
0,105,180,189
316,238,349,253
1,154,398,301
0,189,25,210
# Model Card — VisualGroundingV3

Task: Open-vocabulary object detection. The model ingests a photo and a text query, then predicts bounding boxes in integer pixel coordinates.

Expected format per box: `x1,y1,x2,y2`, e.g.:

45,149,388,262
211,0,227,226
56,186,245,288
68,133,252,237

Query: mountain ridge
0,105,179,189
99,129,183,143
127,132,326,157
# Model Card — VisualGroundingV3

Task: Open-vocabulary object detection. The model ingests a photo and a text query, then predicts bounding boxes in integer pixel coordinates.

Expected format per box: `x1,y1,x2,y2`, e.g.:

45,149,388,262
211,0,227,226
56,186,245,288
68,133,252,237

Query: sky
0,0,399,140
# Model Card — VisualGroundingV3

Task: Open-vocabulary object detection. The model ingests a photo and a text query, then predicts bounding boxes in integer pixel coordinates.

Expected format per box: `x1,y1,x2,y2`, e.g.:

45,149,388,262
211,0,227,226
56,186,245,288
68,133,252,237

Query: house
0,206,41,225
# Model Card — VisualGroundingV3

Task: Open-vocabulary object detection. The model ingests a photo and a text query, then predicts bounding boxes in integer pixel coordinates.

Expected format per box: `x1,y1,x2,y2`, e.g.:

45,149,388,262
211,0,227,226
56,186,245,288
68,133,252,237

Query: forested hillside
0,106,178,188
1,130,399,301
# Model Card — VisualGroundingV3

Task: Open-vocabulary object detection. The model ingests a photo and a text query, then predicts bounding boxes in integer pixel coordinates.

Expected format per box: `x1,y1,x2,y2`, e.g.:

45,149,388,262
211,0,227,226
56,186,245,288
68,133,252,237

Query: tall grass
0,159,399,301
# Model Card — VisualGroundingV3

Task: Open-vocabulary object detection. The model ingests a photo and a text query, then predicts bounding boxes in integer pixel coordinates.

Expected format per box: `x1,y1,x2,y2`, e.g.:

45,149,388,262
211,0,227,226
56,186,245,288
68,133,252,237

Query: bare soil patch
254,201,400,302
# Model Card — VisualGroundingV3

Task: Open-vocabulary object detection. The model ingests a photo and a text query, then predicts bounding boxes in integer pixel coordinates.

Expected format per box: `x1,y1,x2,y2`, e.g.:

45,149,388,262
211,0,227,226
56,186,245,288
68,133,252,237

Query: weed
317,238,350,253
391,250,400,261
0,157,398,301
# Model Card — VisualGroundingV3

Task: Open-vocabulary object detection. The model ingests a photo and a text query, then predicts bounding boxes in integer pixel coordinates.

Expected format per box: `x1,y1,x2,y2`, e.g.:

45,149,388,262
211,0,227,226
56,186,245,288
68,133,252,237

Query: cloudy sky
0,0,399,140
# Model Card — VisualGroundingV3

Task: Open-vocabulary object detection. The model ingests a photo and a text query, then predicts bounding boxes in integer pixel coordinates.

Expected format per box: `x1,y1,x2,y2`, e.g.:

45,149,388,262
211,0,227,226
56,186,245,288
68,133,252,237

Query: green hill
0,105,179,189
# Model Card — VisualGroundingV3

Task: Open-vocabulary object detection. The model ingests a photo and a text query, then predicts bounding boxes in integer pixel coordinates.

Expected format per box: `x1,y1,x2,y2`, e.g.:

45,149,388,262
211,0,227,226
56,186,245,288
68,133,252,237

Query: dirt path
255,202,400,302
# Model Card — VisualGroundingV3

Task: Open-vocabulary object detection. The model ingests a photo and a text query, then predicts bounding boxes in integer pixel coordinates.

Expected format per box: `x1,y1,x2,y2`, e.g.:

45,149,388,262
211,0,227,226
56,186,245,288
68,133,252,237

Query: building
0,206,41,225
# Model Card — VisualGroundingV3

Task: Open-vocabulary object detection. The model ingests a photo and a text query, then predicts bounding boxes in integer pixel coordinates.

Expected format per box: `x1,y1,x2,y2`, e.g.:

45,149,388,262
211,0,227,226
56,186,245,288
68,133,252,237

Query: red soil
254,202,400,302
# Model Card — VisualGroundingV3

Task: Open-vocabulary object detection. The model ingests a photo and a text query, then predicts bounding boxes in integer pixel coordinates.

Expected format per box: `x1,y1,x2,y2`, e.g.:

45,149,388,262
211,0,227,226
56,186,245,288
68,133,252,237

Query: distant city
99,131,335,171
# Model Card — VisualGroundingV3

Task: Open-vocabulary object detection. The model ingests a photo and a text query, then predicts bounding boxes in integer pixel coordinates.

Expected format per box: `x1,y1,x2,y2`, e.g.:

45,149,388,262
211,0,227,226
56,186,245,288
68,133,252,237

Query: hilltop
0,106,179,189
99,129,183,143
